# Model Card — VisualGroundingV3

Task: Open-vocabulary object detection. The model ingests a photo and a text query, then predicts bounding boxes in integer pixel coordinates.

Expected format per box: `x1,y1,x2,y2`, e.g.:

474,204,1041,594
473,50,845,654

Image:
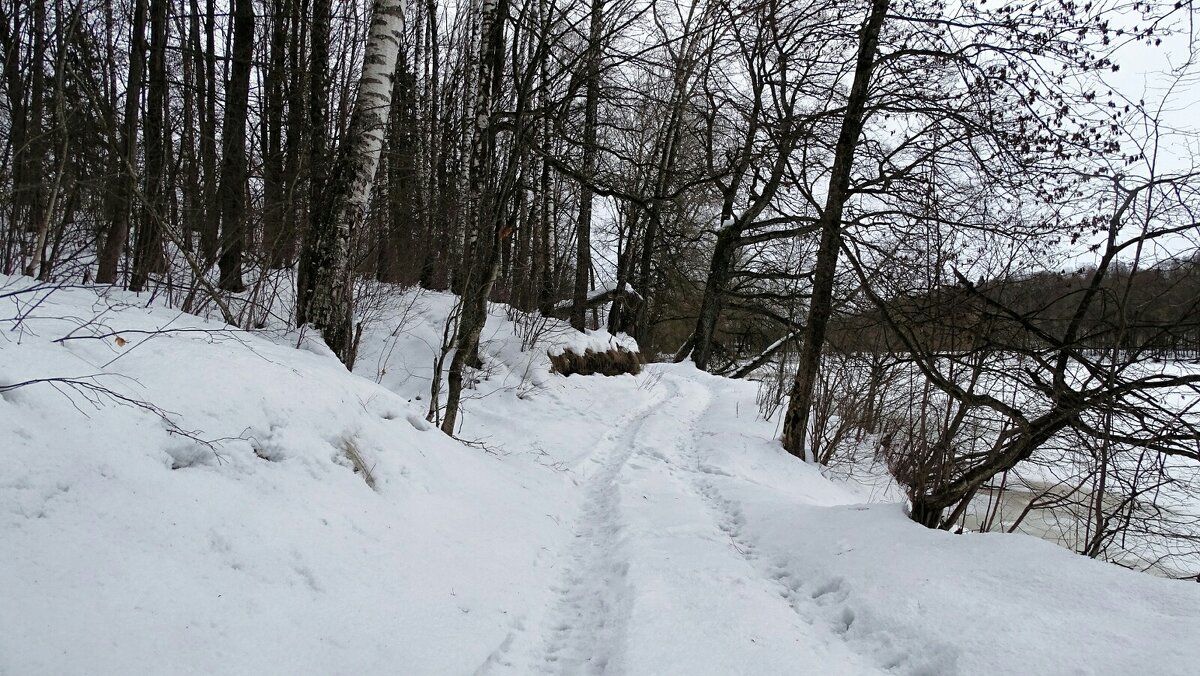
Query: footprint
811,577,849,605
835,607,856,635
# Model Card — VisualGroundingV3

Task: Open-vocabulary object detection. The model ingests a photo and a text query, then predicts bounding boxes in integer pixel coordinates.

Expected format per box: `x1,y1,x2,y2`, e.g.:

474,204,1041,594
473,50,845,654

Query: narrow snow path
480,367,885,676
475,381,671,675
533,381,669,674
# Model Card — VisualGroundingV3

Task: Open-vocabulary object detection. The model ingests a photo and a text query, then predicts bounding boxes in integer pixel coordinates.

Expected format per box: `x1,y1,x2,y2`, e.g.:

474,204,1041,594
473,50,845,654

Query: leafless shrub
756,348,900,466
0,373,232,463
506,305,554,351
638,367,665,391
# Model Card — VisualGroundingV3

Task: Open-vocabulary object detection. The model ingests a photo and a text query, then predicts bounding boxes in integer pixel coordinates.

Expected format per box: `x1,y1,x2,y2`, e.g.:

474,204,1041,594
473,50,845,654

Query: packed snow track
477,370,931,676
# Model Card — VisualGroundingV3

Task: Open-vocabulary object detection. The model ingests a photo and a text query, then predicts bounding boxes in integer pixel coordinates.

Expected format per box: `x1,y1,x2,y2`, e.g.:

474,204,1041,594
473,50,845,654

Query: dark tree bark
282,0,308,270
383,51,417,283
442,0,507,434
96,0,146,284
198,0,219,262
130,0,168,292
262,0,290,269
0,3,28,274
181,0,203,253
297,0,332,326
780,0,890,461
570,0,604,331
22,0,47,277
216,0,254,292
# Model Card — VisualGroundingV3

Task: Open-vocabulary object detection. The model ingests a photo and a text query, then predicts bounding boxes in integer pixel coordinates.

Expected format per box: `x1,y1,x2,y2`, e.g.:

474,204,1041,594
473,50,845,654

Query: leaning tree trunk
298,0,407,365
780,0,889,461
689,223,738,370
689,110,797,371
440,0,506,435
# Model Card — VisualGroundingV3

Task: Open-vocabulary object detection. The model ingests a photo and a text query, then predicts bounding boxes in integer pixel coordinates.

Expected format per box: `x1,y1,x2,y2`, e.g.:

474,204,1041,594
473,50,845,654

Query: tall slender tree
299,0,408,363
569,0,605,331
96,0,147,284
778,0,889,460
130,0,169,292
216,0,254,292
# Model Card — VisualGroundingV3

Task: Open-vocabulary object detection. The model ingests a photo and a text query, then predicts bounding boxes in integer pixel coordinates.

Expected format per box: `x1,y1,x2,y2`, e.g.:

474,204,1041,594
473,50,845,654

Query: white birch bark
306,0,407,364
338,0,408,238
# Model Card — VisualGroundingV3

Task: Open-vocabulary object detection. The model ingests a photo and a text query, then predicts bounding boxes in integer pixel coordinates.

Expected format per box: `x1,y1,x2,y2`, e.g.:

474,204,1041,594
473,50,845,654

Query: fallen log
547,283,643,320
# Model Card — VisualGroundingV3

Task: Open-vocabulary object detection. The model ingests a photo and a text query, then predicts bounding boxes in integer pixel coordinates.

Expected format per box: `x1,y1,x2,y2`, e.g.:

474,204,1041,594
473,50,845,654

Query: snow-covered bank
0,277,587,674
3,275,1199,675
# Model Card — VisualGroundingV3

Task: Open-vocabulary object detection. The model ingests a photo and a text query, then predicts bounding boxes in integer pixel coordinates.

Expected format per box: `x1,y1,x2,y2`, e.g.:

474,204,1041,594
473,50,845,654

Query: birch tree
298,0,407,365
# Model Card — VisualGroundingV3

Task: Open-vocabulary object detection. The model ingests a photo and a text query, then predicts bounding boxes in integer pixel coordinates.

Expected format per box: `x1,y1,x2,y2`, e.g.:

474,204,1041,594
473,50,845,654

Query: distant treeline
827,256,1200,357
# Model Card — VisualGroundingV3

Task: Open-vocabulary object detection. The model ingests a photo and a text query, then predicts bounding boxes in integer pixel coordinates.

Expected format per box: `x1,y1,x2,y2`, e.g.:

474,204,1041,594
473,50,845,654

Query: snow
3,273,1200,674
545,328,639,358
550,282,643,314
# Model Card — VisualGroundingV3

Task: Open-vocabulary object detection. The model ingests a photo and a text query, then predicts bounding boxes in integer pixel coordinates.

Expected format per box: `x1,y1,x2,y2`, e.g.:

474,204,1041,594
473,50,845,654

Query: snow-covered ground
3,274,1200,675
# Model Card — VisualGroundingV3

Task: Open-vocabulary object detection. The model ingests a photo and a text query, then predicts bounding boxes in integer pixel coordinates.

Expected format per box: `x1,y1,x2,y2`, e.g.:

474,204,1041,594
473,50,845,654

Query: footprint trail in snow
480,368,892,675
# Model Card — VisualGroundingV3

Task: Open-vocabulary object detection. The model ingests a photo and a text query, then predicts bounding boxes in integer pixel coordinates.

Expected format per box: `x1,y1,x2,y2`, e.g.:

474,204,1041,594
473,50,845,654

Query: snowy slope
3,275,1200,675
0,278,583,674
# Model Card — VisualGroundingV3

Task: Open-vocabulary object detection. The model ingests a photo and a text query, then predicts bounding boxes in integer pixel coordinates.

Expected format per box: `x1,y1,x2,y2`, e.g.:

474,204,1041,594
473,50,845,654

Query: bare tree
298,0,408,364
215,0,253,292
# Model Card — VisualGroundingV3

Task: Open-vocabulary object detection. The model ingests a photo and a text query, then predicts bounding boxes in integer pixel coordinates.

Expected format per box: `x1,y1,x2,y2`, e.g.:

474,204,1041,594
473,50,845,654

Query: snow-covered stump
548,331,643,377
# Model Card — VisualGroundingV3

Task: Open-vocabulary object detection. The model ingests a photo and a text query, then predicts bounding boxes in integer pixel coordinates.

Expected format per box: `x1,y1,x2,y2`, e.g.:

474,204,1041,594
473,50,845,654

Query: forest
3,0,1200,574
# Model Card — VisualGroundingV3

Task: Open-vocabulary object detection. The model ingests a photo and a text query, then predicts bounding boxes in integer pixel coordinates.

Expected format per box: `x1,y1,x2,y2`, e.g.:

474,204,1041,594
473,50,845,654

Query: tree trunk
384,51,417,282
297,0,332,325
130,0,168,292
441,0,506,434
282,0,308,270
300,0,408,364
216,0,253,292
780,0,889,461
96,0,146,284
198,0,220,262
690,225,738,369
570,0,604,331
181,0,203,253
262,0,289,269
606,207,638,335
21,0,47,277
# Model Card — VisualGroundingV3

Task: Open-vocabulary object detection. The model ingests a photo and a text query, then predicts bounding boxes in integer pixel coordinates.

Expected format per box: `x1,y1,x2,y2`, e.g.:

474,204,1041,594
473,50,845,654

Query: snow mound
352,287,639,402
545,328,639,358
0,276,573,674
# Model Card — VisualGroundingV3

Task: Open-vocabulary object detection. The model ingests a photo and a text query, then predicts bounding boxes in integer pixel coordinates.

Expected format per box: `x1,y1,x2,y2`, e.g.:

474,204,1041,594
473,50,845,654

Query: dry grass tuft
549,346,643,377
341,437,377,490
